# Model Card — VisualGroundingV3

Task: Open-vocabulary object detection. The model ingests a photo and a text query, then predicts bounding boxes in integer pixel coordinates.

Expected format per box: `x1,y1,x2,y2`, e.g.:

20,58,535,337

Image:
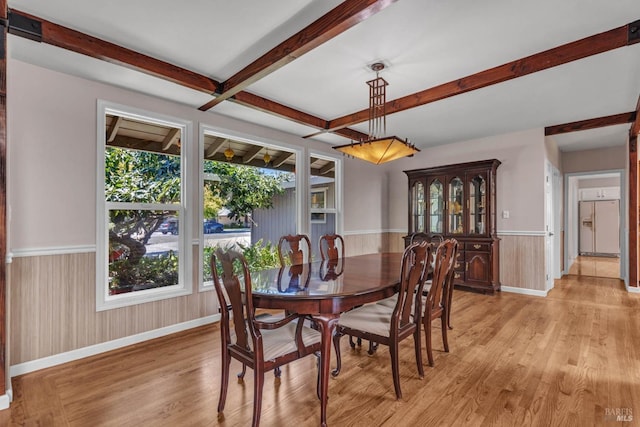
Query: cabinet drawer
465,242,490,252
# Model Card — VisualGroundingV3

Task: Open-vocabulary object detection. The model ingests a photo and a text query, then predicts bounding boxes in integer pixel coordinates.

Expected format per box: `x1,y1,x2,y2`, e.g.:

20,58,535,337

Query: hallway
568,255,620,279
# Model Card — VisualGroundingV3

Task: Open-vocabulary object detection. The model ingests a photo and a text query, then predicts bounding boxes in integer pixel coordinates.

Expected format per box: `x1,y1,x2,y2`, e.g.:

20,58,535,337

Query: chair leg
331,330,344,377
237,363,247,380
252,366,264,427
441,313,449,353
424,315,434,367
446,284,454,329
414,323,424,378
218,350,231,413
348,335,362,348
389,341,402,400
315,353,321,400
368,340,379,355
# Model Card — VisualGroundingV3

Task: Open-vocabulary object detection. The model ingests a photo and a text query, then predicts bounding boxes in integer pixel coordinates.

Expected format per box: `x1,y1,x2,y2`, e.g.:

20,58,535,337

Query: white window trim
311,187,328,224
309,151,343,236
96,100,193,311
198,124,305,291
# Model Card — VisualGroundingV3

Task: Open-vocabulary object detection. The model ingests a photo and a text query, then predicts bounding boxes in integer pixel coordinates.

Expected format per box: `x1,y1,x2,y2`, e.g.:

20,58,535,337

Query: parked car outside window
158,219,178,235
204,219,224,234
158,218,223,234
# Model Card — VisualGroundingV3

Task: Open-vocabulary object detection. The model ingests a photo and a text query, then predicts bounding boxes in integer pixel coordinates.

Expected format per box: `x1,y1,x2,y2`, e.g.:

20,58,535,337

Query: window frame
309,151,343,236
96,100,193,311
310,187,328,223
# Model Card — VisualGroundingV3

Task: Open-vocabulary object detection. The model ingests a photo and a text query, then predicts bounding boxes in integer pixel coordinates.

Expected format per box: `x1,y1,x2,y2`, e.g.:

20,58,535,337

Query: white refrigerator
579,200,620,255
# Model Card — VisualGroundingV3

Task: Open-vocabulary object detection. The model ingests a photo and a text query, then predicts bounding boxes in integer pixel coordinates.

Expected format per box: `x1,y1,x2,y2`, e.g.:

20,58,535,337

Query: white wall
386,128,546,233
562,145,626,173
342,157,389,233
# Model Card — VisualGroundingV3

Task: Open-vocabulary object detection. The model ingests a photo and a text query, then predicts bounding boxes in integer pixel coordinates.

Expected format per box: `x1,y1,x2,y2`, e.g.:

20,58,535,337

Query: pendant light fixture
223,140,234,161
333,62,419,165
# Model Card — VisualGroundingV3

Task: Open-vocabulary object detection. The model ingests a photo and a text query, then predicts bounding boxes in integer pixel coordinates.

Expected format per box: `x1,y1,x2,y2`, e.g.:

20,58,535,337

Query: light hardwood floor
568,255,620,279
2,275,639,426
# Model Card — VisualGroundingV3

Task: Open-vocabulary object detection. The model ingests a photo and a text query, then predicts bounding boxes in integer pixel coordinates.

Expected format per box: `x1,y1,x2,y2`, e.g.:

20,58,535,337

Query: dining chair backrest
211,248,256,352
278,234,312,266
409,232,444,246
319,234,345,261
424,239,457,314
395,241,431,328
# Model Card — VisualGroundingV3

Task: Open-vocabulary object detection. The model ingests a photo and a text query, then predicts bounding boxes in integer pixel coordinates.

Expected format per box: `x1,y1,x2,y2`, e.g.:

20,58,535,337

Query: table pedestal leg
313,314,338,427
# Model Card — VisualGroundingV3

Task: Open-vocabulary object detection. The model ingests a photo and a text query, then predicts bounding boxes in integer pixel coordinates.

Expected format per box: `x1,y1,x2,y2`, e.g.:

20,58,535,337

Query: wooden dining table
250,252,403,427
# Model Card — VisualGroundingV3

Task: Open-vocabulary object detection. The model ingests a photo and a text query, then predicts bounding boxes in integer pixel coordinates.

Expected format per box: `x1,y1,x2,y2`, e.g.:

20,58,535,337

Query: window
97,101,192,310
199,126,300,289
311,188,327,223
309,155,342,260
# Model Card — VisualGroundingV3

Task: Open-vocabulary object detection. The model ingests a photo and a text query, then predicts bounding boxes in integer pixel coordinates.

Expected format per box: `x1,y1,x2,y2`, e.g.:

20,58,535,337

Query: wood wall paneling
498,234,546,291
8,249,217,365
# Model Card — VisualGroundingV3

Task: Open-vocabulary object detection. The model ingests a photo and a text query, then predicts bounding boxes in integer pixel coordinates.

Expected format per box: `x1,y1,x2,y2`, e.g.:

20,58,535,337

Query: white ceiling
9,0,640,152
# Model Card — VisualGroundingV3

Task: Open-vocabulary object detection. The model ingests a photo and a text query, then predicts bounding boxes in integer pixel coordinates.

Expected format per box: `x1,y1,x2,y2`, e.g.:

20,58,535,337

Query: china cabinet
404,159,501,293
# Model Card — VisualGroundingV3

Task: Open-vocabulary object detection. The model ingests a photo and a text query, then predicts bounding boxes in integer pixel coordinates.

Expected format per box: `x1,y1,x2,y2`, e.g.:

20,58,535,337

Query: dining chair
408,233,454,329
421,239,457,366
331,241,430,400
409,232,444,246
318,233,364,346
319,233,345,261
211,248,322,427
277,234,312,266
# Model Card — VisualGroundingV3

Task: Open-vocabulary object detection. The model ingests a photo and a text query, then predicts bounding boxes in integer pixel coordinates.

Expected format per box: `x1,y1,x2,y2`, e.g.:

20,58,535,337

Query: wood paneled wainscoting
344,231,405,257
8,247,219,369
498,233,546,294
337,232,548,294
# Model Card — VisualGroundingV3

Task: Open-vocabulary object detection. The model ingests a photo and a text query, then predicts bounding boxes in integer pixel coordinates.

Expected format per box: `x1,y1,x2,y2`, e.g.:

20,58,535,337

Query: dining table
250,252,403,427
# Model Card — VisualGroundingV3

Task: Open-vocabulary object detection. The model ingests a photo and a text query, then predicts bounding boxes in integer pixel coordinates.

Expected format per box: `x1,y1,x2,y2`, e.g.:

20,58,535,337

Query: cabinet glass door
469,174,487,234
411,181,425,232
428,179,443,233
448,177,464,234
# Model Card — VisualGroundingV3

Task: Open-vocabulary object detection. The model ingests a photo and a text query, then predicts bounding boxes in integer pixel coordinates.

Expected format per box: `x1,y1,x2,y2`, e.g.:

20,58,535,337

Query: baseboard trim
0,393,10,410
501,286,548,297
626,285,640,294
10,314,221,378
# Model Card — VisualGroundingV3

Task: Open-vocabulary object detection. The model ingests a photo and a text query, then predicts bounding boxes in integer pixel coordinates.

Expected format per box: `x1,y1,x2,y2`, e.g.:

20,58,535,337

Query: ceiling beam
206,152,297,173
106,115,123,142
108,135,180,156
205,139,226,158
325,20,640,132
8,10,220,95
319,162,335,175
545,111,637,136
161,128,180,151
242,145,263,163
7,9,368,143
198,0,398,110
272,152,294,168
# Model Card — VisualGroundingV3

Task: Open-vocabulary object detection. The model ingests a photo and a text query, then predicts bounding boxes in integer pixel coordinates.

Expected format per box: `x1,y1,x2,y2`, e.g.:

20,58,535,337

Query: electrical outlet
502,210,510,219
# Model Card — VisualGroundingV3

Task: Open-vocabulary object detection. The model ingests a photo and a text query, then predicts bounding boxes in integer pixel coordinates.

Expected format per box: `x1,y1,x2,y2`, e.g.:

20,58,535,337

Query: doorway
564,170,624,279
